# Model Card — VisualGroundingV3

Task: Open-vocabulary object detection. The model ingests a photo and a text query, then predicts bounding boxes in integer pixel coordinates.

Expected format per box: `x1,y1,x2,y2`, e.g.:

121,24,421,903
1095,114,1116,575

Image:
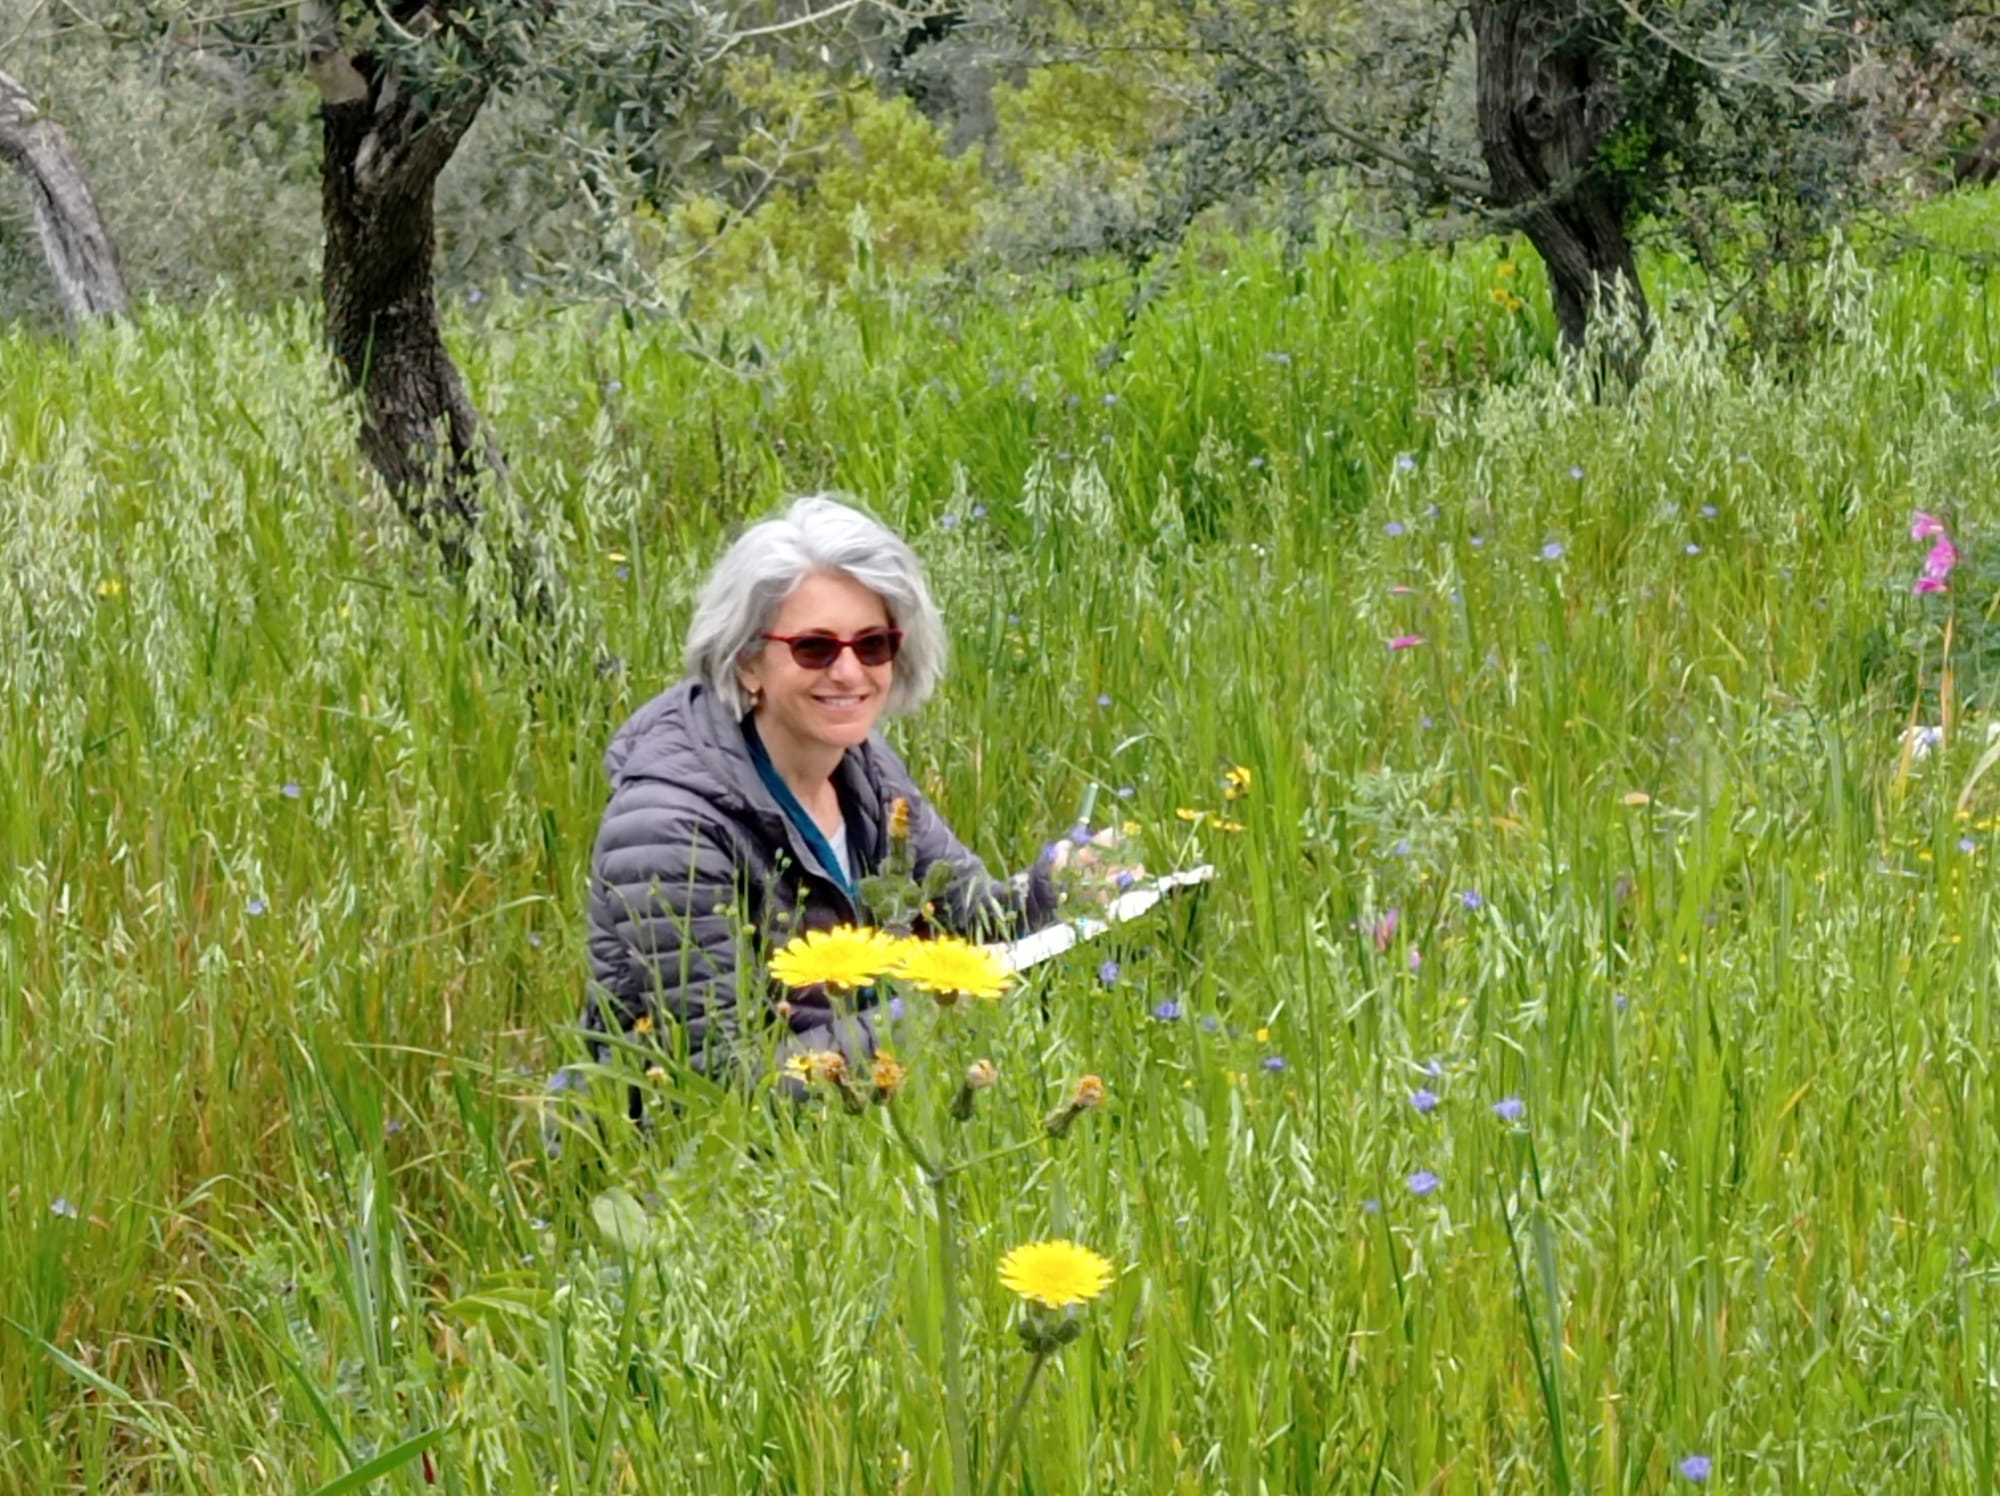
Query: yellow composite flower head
998,1240,1116,1309
768,925,904,991
891,934,1012,1001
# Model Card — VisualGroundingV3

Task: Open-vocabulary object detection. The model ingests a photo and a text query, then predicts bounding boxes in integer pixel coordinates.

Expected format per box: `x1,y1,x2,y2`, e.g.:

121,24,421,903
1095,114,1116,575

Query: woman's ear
735,649,765,704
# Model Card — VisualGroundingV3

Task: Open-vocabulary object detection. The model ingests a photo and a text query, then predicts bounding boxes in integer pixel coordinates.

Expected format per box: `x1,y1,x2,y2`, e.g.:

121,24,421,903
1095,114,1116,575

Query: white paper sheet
985,865,1215,973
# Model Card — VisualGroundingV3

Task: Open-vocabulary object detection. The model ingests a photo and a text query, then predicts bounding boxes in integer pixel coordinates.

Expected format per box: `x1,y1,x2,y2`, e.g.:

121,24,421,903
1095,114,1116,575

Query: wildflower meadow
8,207,2000,1492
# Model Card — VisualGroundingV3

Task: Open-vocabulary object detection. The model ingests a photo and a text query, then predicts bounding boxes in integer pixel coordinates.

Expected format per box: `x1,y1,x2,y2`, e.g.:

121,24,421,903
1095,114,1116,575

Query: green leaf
305,1426,447,1496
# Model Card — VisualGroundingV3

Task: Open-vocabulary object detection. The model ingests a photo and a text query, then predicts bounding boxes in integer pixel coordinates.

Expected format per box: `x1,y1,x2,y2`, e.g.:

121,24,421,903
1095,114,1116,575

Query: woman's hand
1047,827,1147,912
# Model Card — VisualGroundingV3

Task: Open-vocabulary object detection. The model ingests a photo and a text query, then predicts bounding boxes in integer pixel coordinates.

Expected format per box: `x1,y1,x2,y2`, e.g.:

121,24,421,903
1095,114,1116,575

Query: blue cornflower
1395,453,1417,472
1262,1054,1287,1072
615,565,630,581
888,996,907,1021
1152,1000,1182,1021
971,504,988,520
1684,543,1700,556
1410,1088,1439,1114
1423,1058,1445,1078
1614,991,1630,1011
1568,464,1585,480
1469,534,1485,548
246,898,266,917
1677,1454,1711,1483
1115,870,1137,890
1248,456,1266,469
1100,960,1122,986
1096,694,1112,708
941,513,960,530
1070,823,1092,845
1115,785,1135,799
1103,392,1118,406
1699,504,1718,518
1492,1096,1526,1122
1541,540,1566,561
1460,889,1484,910
1385,520,1406,537
281,780,302,799
1959,836,1977,854
1407,1169,1440,1197
1361,1197,1381,1214
50,1196,79,1219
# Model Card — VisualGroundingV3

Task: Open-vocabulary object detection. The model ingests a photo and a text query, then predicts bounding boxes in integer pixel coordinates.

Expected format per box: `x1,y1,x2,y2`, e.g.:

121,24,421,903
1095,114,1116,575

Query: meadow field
6,213,2000,1492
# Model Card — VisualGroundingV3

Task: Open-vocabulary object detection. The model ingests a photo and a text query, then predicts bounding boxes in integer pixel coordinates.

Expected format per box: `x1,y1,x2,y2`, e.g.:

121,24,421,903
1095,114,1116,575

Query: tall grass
4,214,2000,1491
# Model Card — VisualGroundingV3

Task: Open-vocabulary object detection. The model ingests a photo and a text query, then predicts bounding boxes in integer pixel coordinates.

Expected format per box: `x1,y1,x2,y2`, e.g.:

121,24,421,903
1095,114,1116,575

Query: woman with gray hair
582,494,1064,1087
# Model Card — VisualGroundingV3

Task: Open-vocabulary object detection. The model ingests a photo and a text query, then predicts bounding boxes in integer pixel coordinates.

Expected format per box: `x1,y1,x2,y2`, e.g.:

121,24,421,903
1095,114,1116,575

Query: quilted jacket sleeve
586,785,752,1073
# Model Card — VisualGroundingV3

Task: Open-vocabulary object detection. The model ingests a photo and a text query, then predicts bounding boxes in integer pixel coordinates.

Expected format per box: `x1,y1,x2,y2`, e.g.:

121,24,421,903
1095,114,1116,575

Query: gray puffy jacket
584,679,1058,1075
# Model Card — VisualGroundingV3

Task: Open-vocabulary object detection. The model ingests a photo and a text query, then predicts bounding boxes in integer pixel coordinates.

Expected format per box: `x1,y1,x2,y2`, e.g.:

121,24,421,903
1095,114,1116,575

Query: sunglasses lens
852,629,901,666
788,635,841,669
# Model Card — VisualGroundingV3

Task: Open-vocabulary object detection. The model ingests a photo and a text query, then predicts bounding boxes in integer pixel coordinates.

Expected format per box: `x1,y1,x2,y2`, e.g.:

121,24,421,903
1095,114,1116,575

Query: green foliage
639,61,986,304
7,214,2000,1490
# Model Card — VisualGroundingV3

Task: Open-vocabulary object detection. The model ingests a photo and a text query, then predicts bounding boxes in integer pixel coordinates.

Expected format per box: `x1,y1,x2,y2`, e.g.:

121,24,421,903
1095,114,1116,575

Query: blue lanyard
743,720,861,910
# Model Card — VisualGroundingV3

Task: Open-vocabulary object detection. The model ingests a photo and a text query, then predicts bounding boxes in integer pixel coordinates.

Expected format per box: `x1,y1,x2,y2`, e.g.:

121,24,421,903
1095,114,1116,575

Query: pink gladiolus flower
1924,537,1958,579
1388,635,1426,651
1914,576,1948,595
1912,511,1947,542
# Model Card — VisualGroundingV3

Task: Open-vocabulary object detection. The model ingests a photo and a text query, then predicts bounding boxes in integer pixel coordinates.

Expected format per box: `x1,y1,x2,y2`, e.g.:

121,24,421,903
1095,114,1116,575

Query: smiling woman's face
737,570,895,765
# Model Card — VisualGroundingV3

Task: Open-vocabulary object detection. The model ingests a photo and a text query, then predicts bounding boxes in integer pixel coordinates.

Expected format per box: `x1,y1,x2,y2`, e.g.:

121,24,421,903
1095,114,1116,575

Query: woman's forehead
771,570,890,626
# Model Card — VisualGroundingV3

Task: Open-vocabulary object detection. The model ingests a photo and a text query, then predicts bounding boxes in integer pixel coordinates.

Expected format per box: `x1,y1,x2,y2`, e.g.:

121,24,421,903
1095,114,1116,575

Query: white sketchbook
986,865,1215,973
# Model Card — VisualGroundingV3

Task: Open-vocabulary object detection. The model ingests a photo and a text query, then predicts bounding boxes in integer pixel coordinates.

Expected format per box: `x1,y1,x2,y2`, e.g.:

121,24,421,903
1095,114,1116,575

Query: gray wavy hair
684,494,947,720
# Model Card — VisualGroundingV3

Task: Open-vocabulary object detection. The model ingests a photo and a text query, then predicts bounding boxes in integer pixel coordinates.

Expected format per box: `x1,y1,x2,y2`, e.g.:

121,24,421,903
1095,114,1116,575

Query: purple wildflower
1152,1000,1182,1022
1407,1169,1440,1197
1912,510,1947,541
1372,908,1400,951
50,1196,79,1219
246,898,266,917
1960,836,1977,854
1568,464,1585,480
1677,1455,1711,1483
1395,453,1417,472
1094,959,1120,987
1541,540,1566,562
1361,1197,1381,1214
281,780,302,799
971,504,988,520
1262,1054,1287,1072
1388,634,1426,651
1469,534,1485,548
1408,946,1422,974
1115,870,1137,890
1460,889,1484,910
1248,456,1266,469
941,513,960,531
1699,504,1718,518
1096,693,1112,708
1410,1088,1439,1114
888,996,907,1021
1492,1096,1526,1122
1385,520,1407,537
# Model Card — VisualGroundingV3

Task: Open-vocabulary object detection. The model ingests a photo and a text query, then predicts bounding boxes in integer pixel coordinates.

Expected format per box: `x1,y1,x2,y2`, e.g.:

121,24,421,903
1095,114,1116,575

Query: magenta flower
1925,536,1958,578
1914,576,1948,596
1388,635,1426,651
1372,908,1399,951
1912,511,1947,541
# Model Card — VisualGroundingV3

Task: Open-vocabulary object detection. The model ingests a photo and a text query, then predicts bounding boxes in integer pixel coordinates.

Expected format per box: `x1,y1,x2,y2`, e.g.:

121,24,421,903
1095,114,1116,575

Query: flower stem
935,1170,974,1496
979,1348,1052,1496
941,1135,1045,1179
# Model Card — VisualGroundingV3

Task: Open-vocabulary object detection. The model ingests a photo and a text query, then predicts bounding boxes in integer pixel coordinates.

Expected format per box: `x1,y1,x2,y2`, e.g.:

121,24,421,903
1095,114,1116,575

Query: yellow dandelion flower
781,1050,846,1085
998,1239,1116,1309
1223,765,1253,800
96,578,124,598
1175,807,1208,825
768,925,904,990
891,935,1012,1001
1213,818,1245,833
1497,261,1517,278
606,550,628,564
633,1014,655,1035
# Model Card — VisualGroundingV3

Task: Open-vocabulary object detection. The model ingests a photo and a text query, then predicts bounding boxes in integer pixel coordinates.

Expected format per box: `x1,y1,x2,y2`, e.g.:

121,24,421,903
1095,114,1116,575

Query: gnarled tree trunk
0,69,127,322
1470,1,1647,379
309,40,501,571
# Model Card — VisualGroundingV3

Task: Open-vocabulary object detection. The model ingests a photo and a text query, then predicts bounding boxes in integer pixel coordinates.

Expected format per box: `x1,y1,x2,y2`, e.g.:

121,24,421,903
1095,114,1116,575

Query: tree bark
1954,117,2000,187
312,41,499,571
1470,1,1647,378
0,69,128,322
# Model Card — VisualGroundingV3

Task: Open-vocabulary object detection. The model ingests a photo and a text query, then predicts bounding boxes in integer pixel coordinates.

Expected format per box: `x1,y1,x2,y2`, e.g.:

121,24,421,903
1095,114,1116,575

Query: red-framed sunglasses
759,627,904,670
